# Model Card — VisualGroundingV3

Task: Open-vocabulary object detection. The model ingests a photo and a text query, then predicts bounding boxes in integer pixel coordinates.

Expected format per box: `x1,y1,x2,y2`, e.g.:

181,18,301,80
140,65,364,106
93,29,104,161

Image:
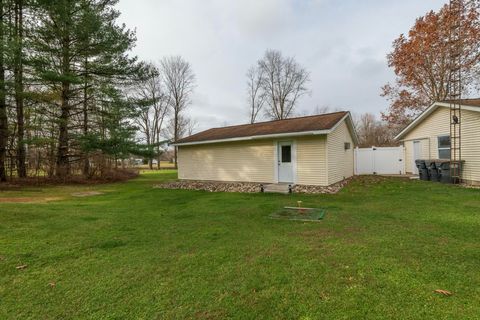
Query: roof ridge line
207,111,348,131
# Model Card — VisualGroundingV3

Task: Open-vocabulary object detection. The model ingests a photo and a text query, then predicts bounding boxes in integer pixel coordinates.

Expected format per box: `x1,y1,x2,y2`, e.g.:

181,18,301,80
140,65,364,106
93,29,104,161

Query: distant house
172,112,358,186
395,99,480,184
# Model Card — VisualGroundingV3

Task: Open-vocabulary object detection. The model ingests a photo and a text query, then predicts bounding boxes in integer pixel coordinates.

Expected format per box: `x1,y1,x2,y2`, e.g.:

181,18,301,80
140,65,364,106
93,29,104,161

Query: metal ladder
449,0,463,184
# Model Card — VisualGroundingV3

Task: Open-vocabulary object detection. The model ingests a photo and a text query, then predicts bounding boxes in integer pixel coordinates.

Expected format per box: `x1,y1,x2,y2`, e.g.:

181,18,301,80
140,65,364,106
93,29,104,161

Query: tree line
246,2,480,147
245,49,397,147
0,0,195,182
2,1,475,183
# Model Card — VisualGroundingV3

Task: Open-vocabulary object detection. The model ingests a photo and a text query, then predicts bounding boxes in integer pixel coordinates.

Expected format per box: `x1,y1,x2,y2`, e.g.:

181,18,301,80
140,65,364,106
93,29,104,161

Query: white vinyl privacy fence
355,146,405,175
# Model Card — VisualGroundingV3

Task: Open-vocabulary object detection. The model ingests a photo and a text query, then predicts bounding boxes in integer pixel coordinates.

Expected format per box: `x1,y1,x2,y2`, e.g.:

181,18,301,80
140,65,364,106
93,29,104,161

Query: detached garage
173,112,358,187
395,100,480,185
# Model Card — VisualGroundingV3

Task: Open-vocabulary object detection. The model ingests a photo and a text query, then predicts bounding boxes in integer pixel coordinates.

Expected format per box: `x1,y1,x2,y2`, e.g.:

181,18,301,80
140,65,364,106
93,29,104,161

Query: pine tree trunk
56,33,71,178
57,99,70,177
0,0,7,182
14,0,26,178
82,57,89,177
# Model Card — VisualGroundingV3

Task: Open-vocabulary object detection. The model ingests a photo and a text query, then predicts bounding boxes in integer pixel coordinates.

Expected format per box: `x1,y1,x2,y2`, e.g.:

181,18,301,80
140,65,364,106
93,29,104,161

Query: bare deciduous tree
247,50,310,121
298,105,344,116
184,117,198,137
134,63,169,169
246,66,265,123
163,115,197,143
161,56,195,168
356,113,397,148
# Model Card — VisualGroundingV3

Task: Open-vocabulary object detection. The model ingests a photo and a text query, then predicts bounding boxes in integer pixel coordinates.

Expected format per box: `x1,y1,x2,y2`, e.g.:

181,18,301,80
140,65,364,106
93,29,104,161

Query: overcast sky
117,0,446,131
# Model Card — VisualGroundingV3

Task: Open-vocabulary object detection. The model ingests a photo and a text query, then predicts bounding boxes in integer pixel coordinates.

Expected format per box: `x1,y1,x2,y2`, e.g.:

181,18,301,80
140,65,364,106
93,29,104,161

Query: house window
438,135,451,159
281,145,291,163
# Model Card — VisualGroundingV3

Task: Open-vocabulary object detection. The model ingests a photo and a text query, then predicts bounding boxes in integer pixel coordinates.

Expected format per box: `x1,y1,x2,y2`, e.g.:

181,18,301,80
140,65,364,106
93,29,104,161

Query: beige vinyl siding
296,136,328,186
327,120,355,185
403,108,450,173
404,141,413,173
177,140,274,183
402,107,480,183
461,110,480,183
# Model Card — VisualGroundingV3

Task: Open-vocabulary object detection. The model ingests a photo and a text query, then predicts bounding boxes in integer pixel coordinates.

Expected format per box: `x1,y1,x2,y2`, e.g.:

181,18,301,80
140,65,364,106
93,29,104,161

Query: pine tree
0,0,7,181
32,0,139,178
13,0,26,178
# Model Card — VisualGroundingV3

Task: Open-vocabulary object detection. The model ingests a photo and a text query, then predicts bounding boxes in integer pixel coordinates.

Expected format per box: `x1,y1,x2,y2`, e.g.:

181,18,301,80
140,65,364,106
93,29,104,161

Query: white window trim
273,141,278,183
437,134,451,159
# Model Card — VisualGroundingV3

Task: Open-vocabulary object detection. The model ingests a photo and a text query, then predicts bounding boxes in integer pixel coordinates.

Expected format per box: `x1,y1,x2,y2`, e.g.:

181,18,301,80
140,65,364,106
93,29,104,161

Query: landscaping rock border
154,178,352,194
461,184,480,189
154,181,262,193
292,177,352,194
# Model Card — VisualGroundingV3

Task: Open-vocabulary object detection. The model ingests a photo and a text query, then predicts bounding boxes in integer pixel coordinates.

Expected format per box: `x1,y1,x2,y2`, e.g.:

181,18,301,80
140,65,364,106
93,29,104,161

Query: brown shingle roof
442,98,480,107
175,111,349,144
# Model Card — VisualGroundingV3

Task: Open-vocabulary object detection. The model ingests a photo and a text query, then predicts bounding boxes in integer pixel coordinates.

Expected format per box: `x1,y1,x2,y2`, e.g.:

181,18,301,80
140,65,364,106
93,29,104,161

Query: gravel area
461,184,480,189
292,178,352,194
154,178,352,194
154,181,262,193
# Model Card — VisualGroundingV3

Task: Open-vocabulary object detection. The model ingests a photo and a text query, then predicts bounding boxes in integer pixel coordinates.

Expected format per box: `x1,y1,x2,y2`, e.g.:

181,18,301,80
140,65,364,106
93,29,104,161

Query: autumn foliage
382,2,480,126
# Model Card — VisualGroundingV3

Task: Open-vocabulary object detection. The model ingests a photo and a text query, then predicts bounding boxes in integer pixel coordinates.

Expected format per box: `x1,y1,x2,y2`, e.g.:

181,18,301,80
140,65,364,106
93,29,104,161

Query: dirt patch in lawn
71,191,105,197
0,197,63,203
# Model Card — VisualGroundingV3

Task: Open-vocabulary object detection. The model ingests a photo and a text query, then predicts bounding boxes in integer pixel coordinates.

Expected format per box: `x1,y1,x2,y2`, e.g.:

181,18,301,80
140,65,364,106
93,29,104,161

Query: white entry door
412,141,421,174
278,142,294,183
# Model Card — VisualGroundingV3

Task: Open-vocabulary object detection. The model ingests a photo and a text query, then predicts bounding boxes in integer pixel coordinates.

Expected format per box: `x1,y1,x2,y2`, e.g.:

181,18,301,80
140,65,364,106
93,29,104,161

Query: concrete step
263,183,292,194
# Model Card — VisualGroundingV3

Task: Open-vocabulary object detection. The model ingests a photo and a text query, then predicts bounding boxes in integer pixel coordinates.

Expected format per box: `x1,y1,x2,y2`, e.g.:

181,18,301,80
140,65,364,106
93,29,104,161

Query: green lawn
1,171,479,319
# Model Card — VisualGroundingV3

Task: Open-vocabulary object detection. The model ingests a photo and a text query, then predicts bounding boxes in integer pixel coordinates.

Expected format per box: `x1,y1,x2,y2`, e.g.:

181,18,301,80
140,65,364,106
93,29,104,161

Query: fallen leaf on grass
48,282,56,288
319,292,329,301
434,289,452,296
16,264,27,270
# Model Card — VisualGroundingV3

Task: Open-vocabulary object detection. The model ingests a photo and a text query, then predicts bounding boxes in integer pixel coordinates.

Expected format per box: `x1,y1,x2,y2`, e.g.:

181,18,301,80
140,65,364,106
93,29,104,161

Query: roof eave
343,112,359,145
172,129,331,146
394,102,480,141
